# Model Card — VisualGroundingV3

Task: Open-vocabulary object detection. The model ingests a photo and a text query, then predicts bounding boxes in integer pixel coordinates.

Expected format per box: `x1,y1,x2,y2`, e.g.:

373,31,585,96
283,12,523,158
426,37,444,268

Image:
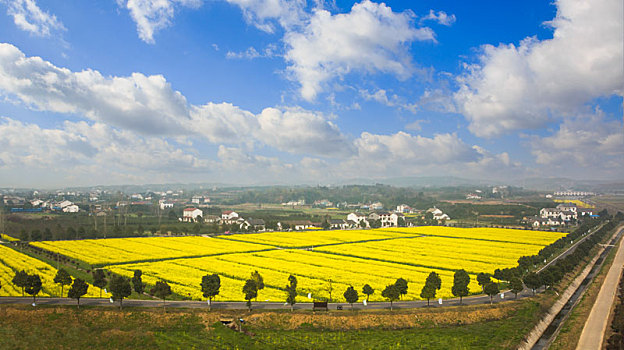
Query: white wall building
183,208,203,222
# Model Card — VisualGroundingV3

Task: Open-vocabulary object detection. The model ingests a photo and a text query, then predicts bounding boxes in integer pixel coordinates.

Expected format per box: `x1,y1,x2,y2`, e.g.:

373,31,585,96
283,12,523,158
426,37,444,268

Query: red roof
183,208,199,212
222,210,233,214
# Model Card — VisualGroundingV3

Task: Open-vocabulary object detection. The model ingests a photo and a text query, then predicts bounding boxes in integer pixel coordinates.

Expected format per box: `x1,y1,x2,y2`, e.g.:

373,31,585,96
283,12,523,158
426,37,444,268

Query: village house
347,213,369,227
221,211,239,223
182,208,203,222
241,218,266,231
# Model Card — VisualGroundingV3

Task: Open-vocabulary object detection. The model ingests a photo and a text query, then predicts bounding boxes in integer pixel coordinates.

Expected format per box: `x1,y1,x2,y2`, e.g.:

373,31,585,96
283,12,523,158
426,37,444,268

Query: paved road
537,222,607,273
576,226,624,350
0,287,536,311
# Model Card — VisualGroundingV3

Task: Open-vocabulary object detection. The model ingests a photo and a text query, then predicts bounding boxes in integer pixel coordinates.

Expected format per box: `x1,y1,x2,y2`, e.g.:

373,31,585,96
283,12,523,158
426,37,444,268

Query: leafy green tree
243,279,258,311
510,277,524,298
250,270,264,301
53,268,72,297
201,274,221,311
369,220,381,228
132,269,144,294
24,274,42,304
452,269,470,304
362,284,374,302
395,278,408,299
540,270,554,289
286,275,297,311
92,269,108,298
484,282,500,304
68,278,89,308
109,275,132,309
150,281,172,309
343,286,358,310
425,271,442,291
477,272,491,293
321,220,330,230
523,272,542,295
420,284,436,306
12,270,28,296
382,284,400,311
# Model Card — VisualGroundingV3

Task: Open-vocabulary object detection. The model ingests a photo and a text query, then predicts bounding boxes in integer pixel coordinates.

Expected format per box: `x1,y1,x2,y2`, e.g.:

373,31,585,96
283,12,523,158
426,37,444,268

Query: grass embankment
0,300,542,349
548,234,622,350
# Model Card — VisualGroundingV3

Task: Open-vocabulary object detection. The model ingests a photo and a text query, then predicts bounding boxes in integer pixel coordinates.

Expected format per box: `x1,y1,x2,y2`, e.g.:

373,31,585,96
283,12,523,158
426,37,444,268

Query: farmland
0,244,103,298
25,227,565,303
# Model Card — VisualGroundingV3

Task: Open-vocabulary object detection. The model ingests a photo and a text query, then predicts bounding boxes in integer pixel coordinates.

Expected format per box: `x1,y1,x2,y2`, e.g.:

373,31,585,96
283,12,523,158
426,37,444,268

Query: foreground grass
0,299,542,349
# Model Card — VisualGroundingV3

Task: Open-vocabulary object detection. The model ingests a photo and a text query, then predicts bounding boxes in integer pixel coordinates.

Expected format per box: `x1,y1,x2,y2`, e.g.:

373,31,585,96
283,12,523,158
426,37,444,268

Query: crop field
0,244,103,298
553,199,594,208
28,227,565,302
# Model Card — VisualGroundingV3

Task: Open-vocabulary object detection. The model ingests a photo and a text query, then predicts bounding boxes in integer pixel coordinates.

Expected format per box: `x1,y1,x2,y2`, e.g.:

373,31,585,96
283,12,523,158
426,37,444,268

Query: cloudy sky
0,0,622,187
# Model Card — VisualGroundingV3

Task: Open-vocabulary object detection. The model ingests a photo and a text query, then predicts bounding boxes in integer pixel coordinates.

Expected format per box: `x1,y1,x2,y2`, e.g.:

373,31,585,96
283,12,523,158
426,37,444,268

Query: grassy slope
0,300,541,349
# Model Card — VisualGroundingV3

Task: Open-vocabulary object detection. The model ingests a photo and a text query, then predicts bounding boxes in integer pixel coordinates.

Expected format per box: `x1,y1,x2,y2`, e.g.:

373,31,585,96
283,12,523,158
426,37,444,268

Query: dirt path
576,227,624,350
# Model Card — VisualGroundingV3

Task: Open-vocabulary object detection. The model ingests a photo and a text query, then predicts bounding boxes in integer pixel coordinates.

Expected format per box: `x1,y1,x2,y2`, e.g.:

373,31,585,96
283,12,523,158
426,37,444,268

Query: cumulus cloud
255,107,354,157
0,117,209,185
531,110,624,177
285,0,435,101
225,44,278,59
419,10,456,26
455,0,623,137
0,43,353,157
2,0,65,36
117,0,201,43
224,0,306,33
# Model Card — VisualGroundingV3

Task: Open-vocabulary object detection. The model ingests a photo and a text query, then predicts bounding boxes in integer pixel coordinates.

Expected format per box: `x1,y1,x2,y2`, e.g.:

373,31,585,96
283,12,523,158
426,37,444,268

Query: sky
0,0,622,187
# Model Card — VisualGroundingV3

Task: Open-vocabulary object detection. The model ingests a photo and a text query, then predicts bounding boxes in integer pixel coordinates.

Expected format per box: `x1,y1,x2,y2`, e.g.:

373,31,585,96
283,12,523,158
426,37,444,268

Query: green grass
0,298,542,349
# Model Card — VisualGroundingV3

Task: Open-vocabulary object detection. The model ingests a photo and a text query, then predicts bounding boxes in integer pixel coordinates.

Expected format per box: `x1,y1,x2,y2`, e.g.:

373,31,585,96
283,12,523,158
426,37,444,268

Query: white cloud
0,43,353,157
118,0,201,43
284,0,435,101
455,0,623,137
2,0,65,36
225,44,278,59
0,117,209,185
255,107,354,157
0,43,190,134
420,10,456,26
531,110,624,178
224,0,306,33
360,88,418,112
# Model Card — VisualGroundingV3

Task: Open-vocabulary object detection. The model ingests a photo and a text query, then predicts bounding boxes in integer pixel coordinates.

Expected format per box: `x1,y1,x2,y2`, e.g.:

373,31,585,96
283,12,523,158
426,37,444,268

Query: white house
58,200,73,208
329,219,349,230
347,213,369,227
221,211,239,221
427,207,443,216
241,218,266,231
62,204,80,213
371,202,384,210
433,212,450,221
183,208,203,222
540,208,561,219
159,200,174,210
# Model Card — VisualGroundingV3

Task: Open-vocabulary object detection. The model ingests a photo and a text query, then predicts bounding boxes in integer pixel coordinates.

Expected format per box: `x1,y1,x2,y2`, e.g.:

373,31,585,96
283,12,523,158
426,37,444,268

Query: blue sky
0,0,622,187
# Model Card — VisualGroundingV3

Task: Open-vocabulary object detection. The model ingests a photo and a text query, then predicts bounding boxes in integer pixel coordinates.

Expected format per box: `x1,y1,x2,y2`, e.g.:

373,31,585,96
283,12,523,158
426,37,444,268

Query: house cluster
345,211,405,228
527,202,596,227
182,209,266,232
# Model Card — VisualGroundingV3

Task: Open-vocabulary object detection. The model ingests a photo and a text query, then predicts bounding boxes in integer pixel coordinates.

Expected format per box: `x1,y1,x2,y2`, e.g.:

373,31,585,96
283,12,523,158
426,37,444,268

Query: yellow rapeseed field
553,199,595,208
27,227,565,302
0,244,103,298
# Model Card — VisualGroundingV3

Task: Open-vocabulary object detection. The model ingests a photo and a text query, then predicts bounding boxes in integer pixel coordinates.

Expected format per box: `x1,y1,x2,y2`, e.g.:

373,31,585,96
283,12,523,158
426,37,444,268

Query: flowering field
553,199,595,208
0,244,103,298
28,227,565,302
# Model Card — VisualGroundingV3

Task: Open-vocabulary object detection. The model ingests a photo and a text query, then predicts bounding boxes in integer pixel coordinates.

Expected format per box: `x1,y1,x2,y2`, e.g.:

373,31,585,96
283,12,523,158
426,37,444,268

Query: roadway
576,225,624,350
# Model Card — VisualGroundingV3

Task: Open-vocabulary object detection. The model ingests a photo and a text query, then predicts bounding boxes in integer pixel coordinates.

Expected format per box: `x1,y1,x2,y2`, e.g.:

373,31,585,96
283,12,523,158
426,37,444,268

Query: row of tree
10,269,89,306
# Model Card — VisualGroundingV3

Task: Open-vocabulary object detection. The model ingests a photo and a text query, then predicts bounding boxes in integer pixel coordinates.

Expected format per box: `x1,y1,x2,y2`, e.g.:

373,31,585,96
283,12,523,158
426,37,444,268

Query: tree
150,281,172,310
250,270,264,301
68,278,89,308
321,219,330,230
93,269,107,298
425,271,442,291
540,270,554,290
285,275,297,311
109,275,132,309
132,269,144,294
362,284,374,302
510,277,524,299
326,279,333,302
477,272,491,293
395,278,408,300
243,279,258,311
523,272,542,295
382,284,400,311
452,269,470,304
24,274,42,304
484,282,500,304
420,284,436,306
53,268,72,297
201,274,220,311
12,270,28,296
343,286,358,310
